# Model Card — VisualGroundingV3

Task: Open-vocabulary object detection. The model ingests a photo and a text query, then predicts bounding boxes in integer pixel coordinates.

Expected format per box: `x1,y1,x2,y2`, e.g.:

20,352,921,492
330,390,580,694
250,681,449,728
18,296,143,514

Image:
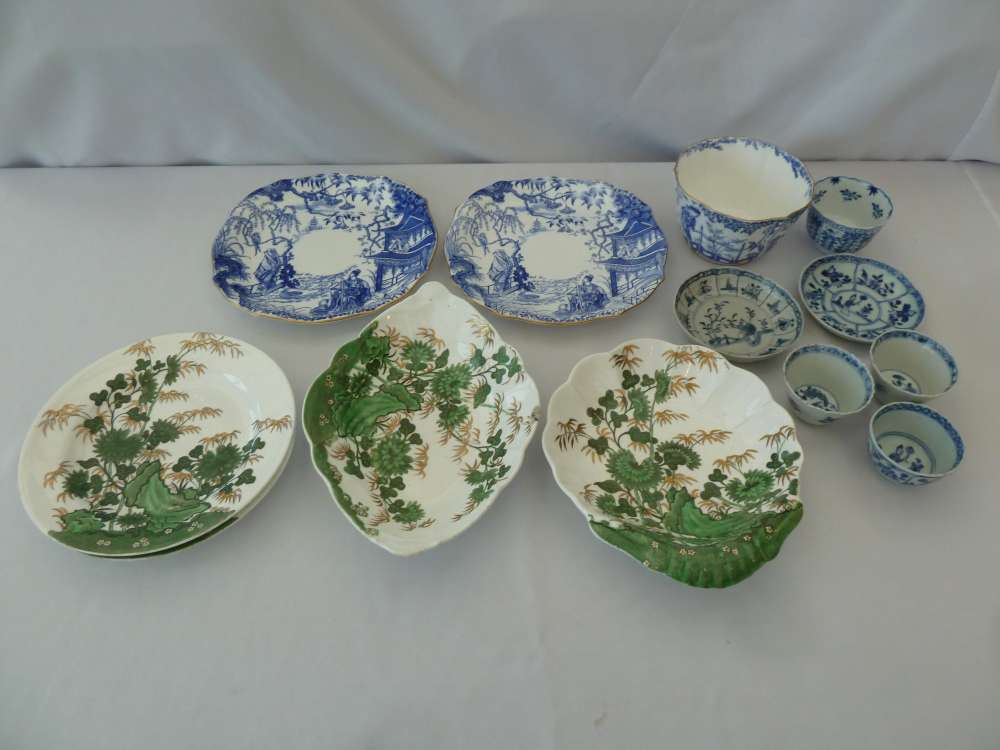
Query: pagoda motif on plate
212,173,436,323
445,178,667,324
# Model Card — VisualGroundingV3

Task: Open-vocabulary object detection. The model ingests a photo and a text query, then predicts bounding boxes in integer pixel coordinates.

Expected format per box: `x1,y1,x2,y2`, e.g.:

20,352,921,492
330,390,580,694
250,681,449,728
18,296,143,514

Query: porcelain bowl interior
811,176,893,231
868,402,964,484
783,345,873,424
674,268,803,362
674,137,812,265
869,330,958,403
302,281,541,556
676,137,812,221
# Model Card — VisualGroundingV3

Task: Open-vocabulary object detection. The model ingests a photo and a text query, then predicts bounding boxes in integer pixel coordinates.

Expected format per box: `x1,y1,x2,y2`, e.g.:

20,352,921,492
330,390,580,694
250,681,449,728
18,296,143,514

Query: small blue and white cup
868,402,964,486
870,330,958,404
783,344,874,425
807,176,893,254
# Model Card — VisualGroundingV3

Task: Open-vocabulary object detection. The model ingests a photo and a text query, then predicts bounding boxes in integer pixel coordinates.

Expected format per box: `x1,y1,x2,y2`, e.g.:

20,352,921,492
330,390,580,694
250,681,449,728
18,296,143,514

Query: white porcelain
19,333,296,557
869,330,958,404
445,177,667,324
544,339,804,588
799,255,925,342
303,281,540,555
676,137,812,264
807,176,893,254
868,403,964,486
783,345,874,425
674,268,803,362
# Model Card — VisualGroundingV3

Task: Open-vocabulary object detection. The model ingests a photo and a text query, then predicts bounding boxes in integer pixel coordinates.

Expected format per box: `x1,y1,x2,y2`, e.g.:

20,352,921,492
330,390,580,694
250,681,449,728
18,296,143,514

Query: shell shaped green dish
543,339,804,588
303,281,541,555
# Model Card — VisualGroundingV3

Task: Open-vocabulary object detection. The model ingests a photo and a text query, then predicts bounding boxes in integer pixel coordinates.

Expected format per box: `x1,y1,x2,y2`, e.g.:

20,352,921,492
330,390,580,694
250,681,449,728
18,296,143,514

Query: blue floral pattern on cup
867,402,964,486
799,255,925,342
807,177,893,254
675,137,811,265
783,344,873,426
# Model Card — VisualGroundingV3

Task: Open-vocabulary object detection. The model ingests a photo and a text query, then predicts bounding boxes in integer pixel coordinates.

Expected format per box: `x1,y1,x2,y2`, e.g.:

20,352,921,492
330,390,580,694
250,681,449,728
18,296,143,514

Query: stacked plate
18,333,295,558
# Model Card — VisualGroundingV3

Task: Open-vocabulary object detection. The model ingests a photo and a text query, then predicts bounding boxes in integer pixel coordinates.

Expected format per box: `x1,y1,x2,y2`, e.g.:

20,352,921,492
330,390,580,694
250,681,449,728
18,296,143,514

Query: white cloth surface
2,0,1000,167
1,161,998,750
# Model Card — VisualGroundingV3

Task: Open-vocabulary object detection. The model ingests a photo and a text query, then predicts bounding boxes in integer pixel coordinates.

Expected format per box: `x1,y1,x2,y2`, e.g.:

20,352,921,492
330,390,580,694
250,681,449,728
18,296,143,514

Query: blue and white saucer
674,268,803,362
212,173,436,323
444,178,667,324
799,255,925,342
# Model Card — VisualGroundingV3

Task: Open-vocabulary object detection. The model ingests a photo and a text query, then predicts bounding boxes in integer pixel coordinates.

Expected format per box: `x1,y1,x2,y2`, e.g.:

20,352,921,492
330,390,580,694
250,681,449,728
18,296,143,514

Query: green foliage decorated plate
303,281,540,555
18,333,295,557
543,339,803,588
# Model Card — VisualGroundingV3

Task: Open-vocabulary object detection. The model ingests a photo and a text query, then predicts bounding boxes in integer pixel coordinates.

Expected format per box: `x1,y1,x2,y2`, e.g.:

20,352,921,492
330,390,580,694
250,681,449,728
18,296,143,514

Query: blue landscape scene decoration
445,178,667,324
212,173,436,322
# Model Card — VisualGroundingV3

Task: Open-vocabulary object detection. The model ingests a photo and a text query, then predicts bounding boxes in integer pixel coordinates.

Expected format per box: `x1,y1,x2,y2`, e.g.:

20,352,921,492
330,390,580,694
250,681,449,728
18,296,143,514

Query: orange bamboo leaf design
611,344,642,370
38,404,89,435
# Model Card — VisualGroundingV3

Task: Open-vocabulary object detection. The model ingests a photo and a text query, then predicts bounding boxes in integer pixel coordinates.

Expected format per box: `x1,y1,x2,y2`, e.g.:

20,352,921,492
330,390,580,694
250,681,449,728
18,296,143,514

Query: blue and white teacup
783,344,873,425
675,137,812,265
807,176,893,254
869,330,958,404
868,402,964,486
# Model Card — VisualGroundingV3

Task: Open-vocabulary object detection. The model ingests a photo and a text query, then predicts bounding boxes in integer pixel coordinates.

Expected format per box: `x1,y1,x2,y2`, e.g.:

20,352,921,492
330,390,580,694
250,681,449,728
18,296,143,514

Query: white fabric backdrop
1,0,999,167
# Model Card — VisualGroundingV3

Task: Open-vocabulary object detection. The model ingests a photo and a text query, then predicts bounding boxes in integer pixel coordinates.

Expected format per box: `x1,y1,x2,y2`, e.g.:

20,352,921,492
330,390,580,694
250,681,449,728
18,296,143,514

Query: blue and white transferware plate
799,255,925,342
445,178,667,324
674,268,803,362
212,173,436,323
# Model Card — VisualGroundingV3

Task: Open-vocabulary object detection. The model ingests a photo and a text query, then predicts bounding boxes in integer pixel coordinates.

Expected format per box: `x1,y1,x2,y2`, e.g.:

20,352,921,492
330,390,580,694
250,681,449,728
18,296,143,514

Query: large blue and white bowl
675,137,812,265
868,402,964,486
807,176,893,254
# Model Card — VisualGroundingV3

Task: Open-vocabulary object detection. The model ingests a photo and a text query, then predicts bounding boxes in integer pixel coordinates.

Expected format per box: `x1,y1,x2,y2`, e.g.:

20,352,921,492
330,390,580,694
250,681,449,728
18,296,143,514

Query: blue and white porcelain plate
212,173,436,323
799,255,925,342
445,178,667,324
674,268,803,362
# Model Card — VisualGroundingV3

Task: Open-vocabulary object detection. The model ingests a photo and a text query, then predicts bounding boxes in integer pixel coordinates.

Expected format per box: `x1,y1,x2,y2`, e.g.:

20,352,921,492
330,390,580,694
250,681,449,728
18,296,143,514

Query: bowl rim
673,267,803,362
868,401,965,479
869,329,959,399
782,343,874,417
674,136,814,224
797,254,926,342
810,175,894,231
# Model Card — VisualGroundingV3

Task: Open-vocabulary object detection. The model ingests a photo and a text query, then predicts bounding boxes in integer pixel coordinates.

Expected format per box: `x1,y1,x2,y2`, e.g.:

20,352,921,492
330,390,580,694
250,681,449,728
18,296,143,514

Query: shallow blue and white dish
675,137,812,265
674,268,803,362
445,178,667,324
783,345,873,425
870,330,958,404
868,402,964,486
807,176,893,254
212,173,436,323
799,255,925,342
